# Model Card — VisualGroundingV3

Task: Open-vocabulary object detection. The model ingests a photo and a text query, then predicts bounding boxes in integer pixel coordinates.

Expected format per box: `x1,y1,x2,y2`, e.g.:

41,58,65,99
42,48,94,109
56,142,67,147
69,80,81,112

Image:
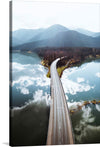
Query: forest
34,47,100,68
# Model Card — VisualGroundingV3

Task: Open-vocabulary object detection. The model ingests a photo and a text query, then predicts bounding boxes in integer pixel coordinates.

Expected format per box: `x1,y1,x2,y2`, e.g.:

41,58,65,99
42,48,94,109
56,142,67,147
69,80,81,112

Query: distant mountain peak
12,24,100,47
47,24,68,30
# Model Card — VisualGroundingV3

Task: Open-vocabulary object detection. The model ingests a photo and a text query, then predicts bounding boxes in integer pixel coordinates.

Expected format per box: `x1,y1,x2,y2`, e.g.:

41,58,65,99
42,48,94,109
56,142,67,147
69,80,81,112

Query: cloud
35,75,50,87
11,92,50,145
61,67,94,95
12,76,34,87
96,72,100,78
96,104,100,112
62,67,78,78
12,75,50,87
19,87,29,95
61,78,94,95
82,106,95,123
33,89,50,105
11,62,32,72
77,77,85,83
12,75,50,95
68,101,84,110
11,62,50,95
12,62,50,87
73,105,100,144
74,123,100,143
37,64,45,72
12,89,50,110
33,89,43,101
11,62,46,77
68,100,100,143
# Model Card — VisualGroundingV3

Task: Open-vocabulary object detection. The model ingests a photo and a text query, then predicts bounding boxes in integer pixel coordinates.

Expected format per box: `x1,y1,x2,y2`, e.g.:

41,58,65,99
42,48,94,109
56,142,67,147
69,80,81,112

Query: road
46,58,74,145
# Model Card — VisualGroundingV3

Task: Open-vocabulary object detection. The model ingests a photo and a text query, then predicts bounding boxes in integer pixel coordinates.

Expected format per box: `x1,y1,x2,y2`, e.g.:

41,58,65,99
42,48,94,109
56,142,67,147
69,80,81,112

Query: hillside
75,28,100,37
12,28,44,46
13,30,100,51
12,24,68,46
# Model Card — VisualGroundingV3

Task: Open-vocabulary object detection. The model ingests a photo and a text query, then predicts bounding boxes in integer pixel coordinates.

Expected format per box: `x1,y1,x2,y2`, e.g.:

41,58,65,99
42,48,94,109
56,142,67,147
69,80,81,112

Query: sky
12,1,100,32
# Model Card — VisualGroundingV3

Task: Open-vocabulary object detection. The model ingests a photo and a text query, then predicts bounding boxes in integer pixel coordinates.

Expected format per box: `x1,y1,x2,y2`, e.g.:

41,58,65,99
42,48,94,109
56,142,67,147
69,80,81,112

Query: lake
10,52,100,145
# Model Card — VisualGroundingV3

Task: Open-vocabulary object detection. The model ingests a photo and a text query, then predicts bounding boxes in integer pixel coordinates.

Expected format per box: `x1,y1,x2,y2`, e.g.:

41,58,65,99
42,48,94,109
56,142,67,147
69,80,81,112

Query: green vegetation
46,66,68,78
41,59,70,78
41,54,100,78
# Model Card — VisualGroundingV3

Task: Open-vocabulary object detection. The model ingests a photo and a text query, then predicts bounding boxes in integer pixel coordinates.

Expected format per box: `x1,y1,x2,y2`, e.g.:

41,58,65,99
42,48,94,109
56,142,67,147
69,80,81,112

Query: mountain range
12,24,100,49
74,28,100,37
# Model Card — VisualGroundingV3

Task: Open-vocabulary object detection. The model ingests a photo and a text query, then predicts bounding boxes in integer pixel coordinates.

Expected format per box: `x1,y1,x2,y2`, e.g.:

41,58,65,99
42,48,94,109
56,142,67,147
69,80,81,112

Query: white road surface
46,58,74,145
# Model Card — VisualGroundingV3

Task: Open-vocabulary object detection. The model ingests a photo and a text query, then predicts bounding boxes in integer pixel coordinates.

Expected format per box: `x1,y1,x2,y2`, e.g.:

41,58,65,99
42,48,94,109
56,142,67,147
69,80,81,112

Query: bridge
46,58,74,145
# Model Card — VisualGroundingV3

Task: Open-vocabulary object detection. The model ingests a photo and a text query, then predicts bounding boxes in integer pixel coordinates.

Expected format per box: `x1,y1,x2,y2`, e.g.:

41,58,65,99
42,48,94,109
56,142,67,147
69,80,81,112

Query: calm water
10,52,50,107
10,52,100,145
61,59,100,144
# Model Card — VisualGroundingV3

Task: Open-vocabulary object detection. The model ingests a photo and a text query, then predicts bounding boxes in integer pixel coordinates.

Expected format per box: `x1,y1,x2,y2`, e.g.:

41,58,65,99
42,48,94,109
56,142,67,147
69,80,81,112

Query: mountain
12,36,22,46
12,24,100,49
12,28,44,46
93,32,100,37
12,24,68,46
75,28,100,37
13,30,100,51
29,24,68,42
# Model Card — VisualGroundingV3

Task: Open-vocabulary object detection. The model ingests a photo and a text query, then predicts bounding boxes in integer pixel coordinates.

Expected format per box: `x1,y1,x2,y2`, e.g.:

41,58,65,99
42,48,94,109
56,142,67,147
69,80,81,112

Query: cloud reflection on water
11,62,50,95
61,71,94,95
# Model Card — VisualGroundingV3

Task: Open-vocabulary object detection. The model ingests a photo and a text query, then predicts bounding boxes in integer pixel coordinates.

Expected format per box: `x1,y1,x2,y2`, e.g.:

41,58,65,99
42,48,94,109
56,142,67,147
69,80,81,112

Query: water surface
10,52,100,145
61,59,100,143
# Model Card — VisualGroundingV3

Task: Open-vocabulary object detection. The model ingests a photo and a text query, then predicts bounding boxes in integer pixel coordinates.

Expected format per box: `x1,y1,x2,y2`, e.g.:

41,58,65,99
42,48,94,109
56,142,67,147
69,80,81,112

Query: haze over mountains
75,28,100,37
12,24,100,49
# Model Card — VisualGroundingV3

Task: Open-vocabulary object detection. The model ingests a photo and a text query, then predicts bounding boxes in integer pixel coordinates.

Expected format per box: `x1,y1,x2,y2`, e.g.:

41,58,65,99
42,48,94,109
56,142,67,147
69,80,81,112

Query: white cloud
75,123,100,143
16,86,30,95
74,105,97,143
12,62,31,72
96,72,100,78
12,62,50,88
62,67,78,78
35,75,50,87
61,78,94,95
12,74,50,88
37,65,45,72
61,67,94,95
82,106,94,122
33,89,43,101
11,62,25,71
77,77,85,83
12,74,50,95
20,87,29,95
12,76,34,87
12,90,50,112
33,89,50,105
11,62,50,95
96,104,100,112
68,101,83,110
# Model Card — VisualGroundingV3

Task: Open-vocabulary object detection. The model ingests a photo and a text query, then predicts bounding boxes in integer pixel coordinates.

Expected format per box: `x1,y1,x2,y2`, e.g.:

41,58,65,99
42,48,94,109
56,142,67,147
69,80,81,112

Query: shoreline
41,55,100,78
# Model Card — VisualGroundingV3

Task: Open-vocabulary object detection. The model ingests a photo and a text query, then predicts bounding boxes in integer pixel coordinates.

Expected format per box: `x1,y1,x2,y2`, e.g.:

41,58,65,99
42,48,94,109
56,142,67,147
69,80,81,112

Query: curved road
46,58,74,145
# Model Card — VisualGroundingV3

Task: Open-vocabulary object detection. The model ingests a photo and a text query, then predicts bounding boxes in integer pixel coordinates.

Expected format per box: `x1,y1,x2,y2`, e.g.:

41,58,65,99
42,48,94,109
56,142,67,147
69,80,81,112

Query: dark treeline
34,47,100,66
